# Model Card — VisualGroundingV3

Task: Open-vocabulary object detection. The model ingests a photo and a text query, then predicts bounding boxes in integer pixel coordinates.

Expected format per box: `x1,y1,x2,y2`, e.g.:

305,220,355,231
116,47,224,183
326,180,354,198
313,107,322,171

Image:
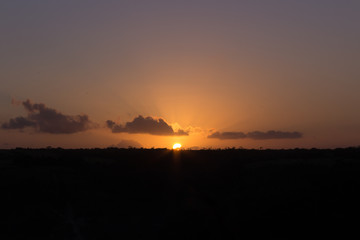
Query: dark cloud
1,99,93,134
208,131,246,140
1,116,36,129
106,115,189,136
208,130,302,140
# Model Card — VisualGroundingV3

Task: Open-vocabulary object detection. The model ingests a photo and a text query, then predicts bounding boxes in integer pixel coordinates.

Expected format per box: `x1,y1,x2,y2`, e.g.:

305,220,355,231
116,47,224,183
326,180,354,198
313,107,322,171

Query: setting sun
172,143,182,150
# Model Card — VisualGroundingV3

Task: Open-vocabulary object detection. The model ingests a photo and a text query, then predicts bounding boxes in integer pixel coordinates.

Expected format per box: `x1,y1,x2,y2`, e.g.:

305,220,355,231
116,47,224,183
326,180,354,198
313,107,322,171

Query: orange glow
172,143,182,150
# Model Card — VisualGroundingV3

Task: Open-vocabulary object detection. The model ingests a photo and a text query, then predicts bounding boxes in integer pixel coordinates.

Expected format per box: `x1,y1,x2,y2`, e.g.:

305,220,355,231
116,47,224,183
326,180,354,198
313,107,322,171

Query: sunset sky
1,0,360,149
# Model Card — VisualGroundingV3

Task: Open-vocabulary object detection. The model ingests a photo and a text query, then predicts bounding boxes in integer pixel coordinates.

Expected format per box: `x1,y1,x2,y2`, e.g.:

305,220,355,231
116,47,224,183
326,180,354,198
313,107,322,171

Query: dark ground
1,147,360,239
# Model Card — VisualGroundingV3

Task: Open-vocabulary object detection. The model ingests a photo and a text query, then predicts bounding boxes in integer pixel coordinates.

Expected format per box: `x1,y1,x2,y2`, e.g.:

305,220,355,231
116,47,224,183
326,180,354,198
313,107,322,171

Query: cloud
208,131,246,139
1,116,36,129
175,129,189,136
106,115,189,136
208,130,302,140
1,99,94,134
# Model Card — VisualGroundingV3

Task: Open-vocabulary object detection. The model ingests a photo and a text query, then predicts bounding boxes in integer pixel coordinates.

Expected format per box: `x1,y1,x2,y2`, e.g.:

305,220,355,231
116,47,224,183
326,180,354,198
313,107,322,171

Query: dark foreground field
1,148,360,239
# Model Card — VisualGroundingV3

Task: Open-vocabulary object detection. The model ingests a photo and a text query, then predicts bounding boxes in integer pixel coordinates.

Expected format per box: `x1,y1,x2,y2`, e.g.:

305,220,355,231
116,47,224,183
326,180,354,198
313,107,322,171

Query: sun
172,143,182,150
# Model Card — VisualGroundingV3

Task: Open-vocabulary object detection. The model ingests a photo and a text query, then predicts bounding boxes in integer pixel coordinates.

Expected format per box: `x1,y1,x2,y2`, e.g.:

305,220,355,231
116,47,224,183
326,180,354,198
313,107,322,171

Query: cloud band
208,130,302,140
106,115,188,136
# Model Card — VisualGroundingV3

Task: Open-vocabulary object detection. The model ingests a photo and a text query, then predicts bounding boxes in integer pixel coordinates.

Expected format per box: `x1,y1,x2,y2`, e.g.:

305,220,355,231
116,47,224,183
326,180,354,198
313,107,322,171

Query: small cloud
1,99,94,134
106,115,189,136
175,129,188,136
208,130,302,140
208,131,247,139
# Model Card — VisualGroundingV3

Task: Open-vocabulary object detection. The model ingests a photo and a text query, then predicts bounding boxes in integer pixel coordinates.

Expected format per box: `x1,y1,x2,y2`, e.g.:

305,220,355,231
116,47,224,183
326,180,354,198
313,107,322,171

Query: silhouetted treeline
1,147,360,239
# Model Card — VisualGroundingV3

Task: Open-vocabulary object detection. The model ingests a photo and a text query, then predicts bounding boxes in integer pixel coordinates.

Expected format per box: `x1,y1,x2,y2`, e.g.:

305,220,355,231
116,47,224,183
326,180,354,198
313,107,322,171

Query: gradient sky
1,0,360,149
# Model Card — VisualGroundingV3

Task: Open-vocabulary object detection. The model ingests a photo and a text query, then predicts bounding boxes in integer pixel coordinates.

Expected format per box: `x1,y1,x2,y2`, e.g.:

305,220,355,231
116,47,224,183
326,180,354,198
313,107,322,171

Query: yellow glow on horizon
172,143,182,150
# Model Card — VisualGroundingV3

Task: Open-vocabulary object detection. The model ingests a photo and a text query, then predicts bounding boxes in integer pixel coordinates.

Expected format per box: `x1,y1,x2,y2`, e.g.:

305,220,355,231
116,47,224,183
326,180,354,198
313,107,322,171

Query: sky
1,0,360,149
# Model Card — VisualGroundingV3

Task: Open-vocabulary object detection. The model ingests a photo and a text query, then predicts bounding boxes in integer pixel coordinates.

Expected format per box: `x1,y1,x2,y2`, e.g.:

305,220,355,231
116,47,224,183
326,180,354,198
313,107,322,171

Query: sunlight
172,143,182,150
